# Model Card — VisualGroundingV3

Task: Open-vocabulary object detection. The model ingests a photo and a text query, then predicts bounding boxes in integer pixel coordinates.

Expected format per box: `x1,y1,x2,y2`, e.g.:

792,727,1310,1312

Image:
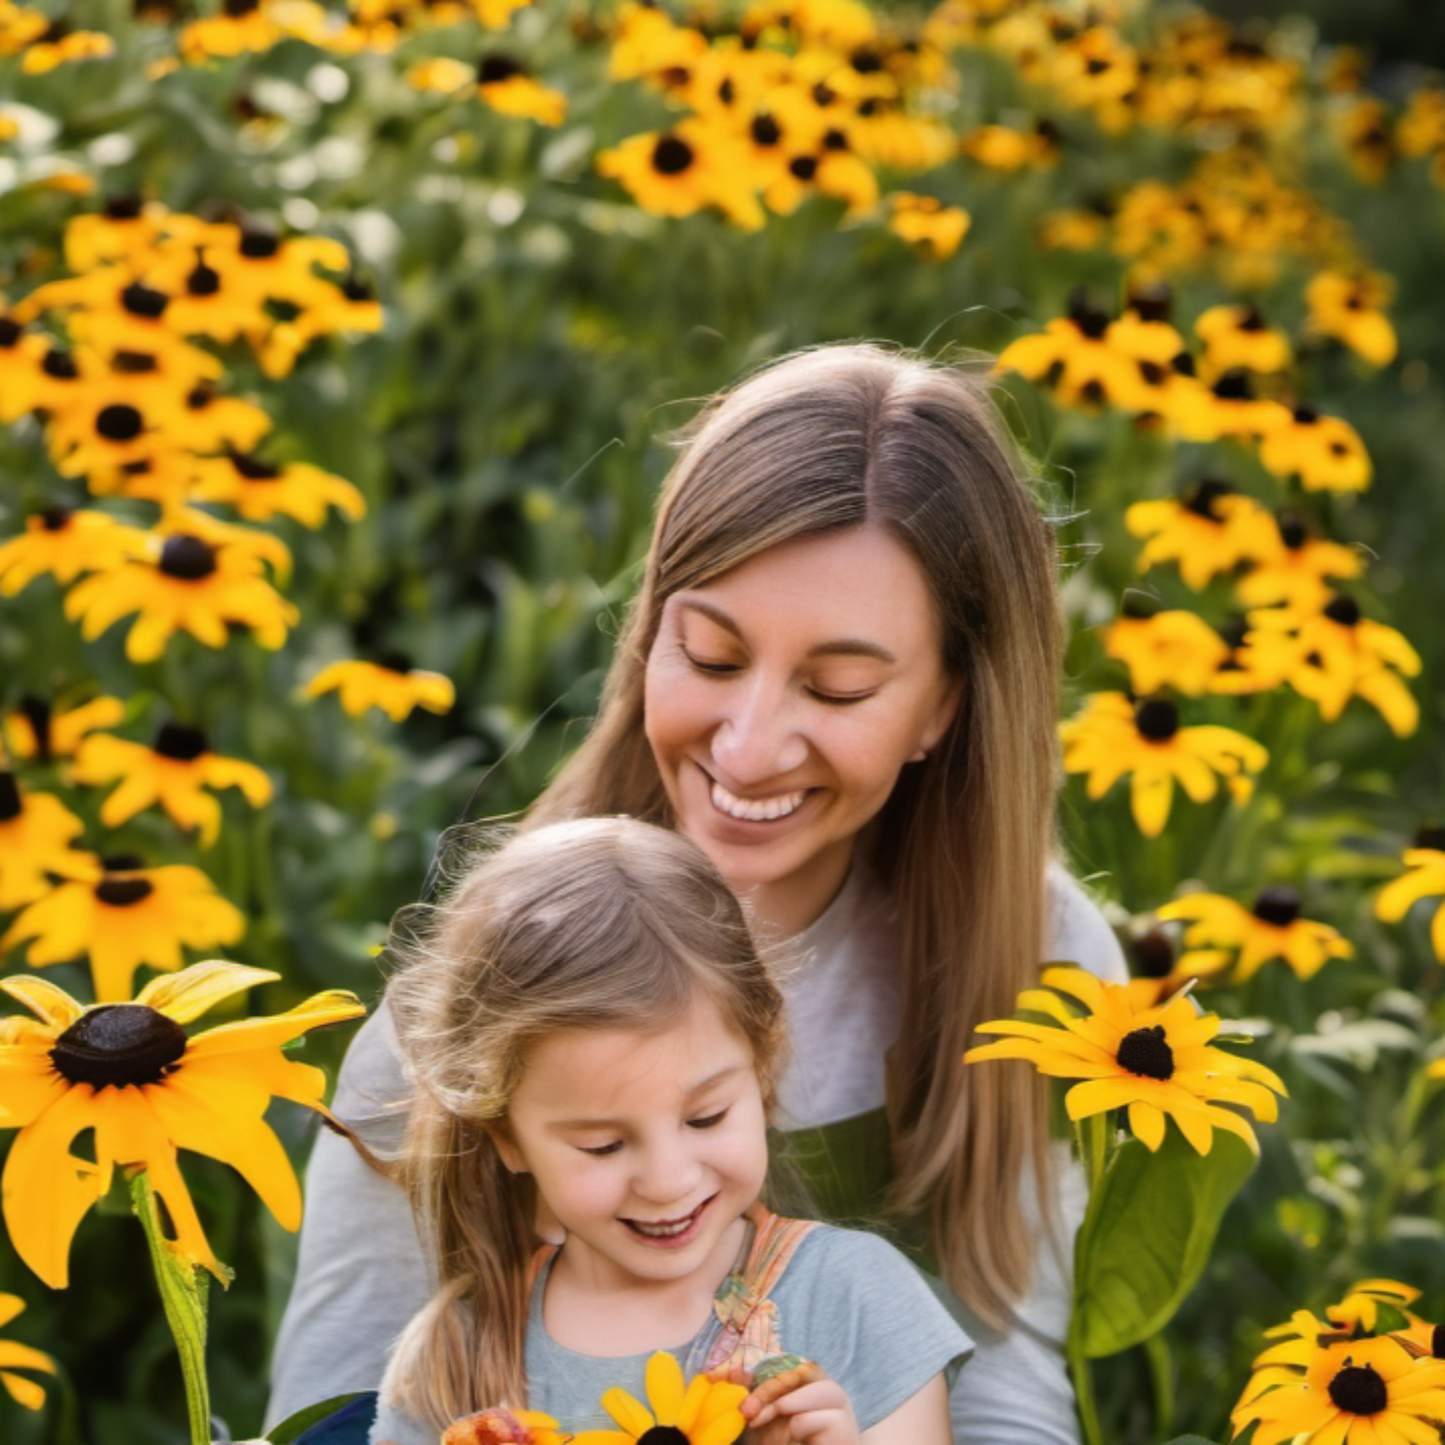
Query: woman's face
644,524,961,936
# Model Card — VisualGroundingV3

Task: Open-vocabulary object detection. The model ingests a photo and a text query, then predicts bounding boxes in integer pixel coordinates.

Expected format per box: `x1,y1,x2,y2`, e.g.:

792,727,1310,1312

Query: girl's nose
632,1140,703,1205
709,677,808,783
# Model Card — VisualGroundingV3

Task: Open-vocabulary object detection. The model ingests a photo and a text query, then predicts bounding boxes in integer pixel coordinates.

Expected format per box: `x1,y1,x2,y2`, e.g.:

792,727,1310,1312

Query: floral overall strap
700,1204,820,1377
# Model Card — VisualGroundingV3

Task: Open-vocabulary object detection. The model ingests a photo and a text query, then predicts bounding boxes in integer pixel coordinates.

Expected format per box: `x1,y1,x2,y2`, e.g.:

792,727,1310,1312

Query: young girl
367,816,969,1445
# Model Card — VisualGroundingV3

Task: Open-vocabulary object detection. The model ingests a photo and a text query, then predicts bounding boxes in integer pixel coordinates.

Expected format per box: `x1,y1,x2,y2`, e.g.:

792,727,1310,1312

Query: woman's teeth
710,781,806,822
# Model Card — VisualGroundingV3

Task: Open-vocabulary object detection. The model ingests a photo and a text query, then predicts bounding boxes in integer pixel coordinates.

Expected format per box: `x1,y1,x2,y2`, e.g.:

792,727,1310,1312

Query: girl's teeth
710,781,806,822
630,1209,698,1239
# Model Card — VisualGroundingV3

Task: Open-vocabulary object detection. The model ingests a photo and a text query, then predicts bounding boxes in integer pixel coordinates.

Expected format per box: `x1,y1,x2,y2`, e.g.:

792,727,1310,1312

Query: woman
268,343,1125,1444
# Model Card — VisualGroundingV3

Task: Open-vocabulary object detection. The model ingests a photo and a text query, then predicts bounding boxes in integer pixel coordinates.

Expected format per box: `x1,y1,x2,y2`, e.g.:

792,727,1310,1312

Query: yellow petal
1,1368,48,1408
1128,1100,1166,1150
136,960,280,1023
0,976,84,1029
645,1351,686,1425
601,1386,655,1438
185,990,365,1053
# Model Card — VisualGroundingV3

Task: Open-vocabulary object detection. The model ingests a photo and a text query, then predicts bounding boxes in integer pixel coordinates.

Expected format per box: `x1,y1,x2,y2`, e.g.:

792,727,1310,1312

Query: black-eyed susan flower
61,196,172,273
71,722,271,847
1306,270,1398,368
1397,86,1445,163
1060,693,1268,837
0,774,91,909
476,53,567,124
0,962,364,1286
1158,888,1353,983
965,966,1285,1154
1,693,125,765
1258,405,1372,492
188,451,365,527
63,524,297,662
1194,303,1292,379
174,383,272,455
18,24,114,73
1173,369,1293,444
0,1293,55,1410
766,132,879,219
1327,1279,1422,1335
2,855,246,1003
1249,595,1421,735
303,659,455,721
0,507,148,596
960,119,1059,170
886,192,969,260
1126,481,1275,591
0,312,52,422
1376,838,1445,963
1207,614,1313,698
1102,597,1230,697
1235,510,1364,611
597,120,765,230
995,293,1149,413
570,1350,748,1445
1231,1328,1445,1445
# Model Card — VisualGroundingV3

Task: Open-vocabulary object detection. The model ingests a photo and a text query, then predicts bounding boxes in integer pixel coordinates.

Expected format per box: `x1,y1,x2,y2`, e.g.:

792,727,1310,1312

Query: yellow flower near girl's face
0,1293,56,1409
571,1351,748,1445
1059,692,1268,837
965,966,1285,1155
0,962,364,1287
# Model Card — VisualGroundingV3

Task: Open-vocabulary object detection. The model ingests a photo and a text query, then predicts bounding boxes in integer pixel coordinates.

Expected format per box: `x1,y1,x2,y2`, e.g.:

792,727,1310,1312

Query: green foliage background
2,1,1445,1441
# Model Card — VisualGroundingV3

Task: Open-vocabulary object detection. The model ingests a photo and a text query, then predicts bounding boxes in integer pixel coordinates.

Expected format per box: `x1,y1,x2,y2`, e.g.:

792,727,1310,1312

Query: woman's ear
913,675,964,760
486,1121,528,1174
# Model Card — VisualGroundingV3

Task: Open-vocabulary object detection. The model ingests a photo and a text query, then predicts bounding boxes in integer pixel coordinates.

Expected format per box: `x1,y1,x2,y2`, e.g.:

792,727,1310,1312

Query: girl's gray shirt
269,860,1126,1445
370,1224,971,1445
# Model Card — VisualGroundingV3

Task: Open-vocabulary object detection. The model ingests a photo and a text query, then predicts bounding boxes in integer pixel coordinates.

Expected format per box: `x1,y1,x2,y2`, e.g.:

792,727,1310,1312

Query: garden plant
2,0,1445,1442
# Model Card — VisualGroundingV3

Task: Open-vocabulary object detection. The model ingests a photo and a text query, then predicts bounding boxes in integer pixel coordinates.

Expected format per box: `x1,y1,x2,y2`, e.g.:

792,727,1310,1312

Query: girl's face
644,524,961,936
491,996,768,1297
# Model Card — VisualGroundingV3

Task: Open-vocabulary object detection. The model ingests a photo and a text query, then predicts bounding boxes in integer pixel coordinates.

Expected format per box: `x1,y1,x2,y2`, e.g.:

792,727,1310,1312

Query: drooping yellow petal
184,989,365,1053
0,976,85,1029
600,1386,656,1438
645,1351,687,1426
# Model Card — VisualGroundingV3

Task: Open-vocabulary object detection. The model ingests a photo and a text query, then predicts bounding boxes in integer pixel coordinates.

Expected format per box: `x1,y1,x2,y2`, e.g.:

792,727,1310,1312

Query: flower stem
130,1171,213,1445
1067,1334,1104,1445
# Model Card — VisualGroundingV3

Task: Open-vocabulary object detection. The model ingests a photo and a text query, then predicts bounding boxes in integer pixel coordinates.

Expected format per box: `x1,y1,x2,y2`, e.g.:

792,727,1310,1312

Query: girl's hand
741,1359,859,1445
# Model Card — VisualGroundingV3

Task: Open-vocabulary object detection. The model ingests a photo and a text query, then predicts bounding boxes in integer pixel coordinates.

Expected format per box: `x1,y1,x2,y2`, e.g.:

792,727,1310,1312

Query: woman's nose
709,676,808,783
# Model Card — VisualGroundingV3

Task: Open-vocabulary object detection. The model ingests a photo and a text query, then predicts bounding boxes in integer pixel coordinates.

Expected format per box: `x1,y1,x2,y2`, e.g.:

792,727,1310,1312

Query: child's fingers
743,1361,827,1417
747,1381,850,1428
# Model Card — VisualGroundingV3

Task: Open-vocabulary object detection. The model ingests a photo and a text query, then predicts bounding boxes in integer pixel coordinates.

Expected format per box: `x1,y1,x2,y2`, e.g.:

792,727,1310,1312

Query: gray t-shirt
271,862,1126,1445
370,1224,970,1445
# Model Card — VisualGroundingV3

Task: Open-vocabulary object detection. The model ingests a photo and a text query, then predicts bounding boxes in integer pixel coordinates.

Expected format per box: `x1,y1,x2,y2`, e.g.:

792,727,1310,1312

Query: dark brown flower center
0,317,22,347
1067,289,1110,339
1414,825,1445,852
18,695,51,761
1432,1324,1445,1359
1238,305,1266,332
114,349,159,374
229,450,281,481
1134,699,1179,741
97,874,154,906
1116,1024,1174,1080
1276,510,1307,550
239,225,281,259
1121,593,1160,620
0,772,20,821
1131,928,1175,979
1253,886,1300,926
159,534,218,580
187,260,221,296
1327,1361,1387,1415
652,135,694,175
1212,369,1254,400
477,51,523,84
155,721,209,760
1324,595,1361,627
50,1004,187,1088
751,113,782,147
97,403,144,441
789,155,819,181
43,349,79,380
121,282,169,319
1128,282,1172,322
636,1430,690,1445
105,195,144,219
40,506,72,531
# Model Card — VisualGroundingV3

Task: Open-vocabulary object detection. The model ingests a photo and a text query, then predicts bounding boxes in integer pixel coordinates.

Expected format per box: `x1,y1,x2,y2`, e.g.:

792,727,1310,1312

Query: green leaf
1072,1128,1256,1359
1158,1436,1220,1444
266,1394,366,1444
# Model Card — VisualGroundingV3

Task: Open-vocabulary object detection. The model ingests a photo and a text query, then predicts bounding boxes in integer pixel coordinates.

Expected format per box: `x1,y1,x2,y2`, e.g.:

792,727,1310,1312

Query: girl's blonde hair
380,816,785,1430
529,342,1061,1329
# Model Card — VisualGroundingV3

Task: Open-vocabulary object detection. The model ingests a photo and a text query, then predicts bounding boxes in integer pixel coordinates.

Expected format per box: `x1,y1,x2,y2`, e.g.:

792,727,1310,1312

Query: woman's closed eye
680,645,740,676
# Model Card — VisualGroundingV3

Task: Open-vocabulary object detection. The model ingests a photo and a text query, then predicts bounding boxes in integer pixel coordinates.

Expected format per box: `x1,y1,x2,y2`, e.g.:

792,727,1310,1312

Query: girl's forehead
513,999,757,1114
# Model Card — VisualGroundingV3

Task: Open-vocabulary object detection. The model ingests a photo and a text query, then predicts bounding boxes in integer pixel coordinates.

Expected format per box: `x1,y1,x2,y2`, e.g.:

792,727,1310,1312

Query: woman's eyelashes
679,645,878,706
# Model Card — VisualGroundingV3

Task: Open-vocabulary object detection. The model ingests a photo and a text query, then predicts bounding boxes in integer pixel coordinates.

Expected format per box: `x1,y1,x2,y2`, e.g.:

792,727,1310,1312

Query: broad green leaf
266,1394,368,1444
1072,1129,1256,1359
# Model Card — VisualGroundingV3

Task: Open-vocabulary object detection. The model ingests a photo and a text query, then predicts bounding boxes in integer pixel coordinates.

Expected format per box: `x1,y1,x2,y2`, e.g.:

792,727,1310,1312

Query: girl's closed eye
576,1139,624,1157
687,1107,730,1130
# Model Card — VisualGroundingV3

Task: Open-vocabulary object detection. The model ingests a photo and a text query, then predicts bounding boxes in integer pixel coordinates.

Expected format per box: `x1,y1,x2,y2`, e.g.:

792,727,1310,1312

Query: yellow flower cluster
596,1,959,234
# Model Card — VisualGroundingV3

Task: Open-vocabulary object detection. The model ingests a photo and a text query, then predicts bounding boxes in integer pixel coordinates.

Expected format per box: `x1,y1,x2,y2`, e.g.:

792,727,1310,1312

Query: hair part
531,342,1062,1327
380,817,786,1428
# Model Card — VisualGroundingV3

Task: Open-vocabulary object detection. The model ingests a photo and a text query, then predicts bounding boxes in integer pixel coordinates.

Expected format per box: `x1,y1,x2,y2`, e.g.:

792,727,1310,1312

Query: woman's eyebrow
677,598,896,663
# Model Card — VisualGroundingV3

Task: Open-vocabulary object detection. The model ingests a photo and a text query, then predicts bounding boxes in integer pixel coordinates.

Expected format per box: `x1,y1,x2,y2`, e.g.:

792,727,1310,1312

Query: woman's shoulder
773,1219,953,1315
1044,860,1127,983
